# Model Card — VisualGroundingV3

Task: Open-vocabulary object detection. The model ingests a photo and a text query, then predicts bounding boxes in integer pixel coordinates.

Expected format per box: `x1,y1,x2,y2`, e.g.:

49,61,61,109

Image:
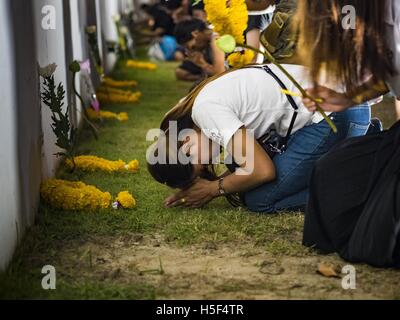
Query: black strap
260,65,299,148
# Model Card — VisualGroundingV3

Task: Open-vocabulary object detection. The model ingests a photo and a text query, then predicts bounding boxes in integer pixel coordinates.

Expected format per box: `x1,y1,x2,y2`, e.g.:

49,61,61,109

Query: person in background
140,3,176,37
296,0,400,268
191,1,207,23
141,3,185,62
246,0,274,11
161,0,192,23
246,5,275,63
174,19,225,82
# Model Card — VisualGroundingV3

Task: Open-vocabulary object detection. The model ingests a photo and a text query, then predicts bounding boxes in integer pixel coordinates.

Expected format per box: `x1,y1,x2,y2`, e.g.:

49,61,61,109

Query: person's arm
246,29,262,63
209,35,226,75
303,79,390,113
165,127,276,208
396,99,400,120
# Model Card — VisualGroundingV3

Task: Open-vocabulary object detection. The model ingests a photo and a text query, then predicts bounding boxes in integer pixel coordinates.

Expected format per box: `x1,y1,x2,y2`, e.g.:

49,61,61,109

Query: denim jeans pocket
347,122,370,138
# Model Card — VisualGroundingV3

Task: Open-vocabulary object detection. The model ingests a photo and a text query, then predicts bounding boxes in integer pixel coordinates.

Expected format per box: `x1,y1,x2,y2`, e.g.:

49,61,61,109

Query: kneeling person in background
174,19,225,82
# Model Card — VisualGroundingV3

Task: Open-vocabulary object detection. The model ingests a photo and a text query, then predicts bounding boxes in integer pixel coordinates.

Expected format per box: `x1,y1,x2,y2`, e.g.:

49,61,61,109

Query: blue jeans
244,103,371,213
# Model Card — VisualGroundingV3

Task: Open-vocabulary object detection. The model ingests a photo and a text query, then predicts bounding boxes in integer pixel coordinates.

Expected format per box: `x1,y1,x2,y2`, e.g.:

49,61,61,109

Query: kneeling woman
148,65,370,212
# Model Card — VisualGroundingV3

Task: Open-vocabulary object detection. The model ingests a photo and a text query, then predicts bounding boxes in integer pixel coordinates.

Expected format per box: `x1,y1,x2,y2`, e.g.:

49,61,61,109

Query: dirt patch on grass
54,234,400,300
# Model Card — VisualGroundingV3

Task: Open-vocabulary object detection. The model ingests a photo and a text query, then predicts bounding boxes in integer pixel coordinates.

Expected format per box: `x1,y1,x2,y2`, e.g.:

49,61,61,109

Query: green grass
0,58,398,300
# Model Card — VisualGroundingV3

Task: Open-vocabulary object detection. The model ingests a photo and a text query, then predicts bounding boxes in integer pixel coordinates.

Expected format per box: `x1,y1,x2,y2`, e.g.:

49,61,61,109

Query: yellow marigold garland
227,50,255,68
96,91,142,104
126,60,157,70
103,77,137,88
40,179,112,210
97,86,134,96
204,0,248,44
41,180,137,211
113,191,136,209
87,108,129,122
65,156,139,173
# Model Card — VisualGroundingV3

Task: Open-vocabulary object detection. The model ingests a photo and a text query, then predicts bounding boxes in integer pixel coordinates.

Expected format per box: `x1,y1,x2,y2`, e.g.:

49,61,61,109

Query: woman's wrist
211,179,224,198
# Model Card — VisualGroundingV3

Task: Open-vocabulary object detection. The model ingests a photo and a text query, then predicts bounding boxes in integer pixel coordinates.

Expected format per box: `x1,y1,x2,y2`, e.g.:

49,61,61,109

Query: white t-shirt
192,64,321,149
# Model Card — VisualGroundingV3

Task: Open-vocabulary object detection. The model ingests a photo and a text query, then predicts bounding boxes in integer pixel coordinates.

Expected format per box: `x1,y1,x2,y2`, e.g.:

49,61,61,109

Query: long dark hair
295,0,393,93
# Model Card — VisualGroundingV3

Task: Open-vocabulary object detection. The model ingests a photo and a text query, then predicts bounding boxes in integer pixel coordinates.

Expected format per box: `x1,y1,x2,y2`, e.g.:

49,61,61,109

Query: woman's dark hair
295,0,393,93
174,18,207,45
192,1,205,11
161,0,183,10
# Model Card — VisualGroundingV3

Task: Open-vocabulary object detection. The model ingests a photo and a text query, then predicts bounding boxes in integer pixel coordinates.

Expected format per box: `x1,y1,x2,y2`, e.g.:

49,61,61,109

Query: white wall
0,1,21,271
33,0,70,179
0,0,128,271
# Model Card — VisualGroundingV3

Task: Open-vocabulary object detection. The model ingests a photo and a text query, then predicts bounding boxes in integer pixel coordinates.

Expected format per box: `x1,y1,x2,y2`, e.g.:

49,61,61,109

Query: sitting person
140,3,176,37
190,1,207,23
174,19,225,82
141,3,185,62
147,64,370,212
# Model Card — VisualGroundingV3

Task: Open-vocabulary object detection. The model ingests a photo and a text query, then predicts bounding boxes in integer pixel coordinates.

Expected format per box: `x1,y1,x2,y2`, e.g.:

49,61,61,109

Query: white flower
38,63,57,78
120,26,128,35
112,14,121,22
86,25,97,34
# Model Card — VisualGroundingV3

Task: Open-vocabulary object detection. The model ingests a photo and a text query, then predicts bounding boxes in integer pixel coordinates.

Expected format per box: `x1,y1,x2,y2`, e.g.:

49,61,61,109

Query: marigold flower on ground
126,60,157,70
103,77,138,88
96,91,141,104
87,108,130,122
114,191,136,209
40,179,111,210
65,155,139,173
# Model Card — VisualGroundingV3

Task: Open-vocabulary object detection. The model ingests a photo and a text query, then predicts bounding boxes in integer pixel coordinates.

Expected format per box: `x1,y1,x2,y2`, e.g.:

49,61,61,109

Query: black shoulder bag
225,65,299,174
257,65,299,159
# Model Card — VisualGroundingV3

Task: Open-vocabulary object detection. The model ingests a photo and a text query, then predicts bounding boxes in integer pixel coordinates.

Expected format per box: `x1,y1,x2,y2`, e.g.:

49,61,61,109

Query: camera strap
259,64,299,149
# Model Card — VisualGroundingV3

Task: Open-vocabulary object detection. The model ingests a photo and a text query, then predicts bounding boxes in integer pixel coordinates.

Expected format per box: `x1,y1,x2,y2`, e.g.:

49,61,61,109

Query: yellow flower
117,112,129,122
97,86,132,96
204,0,248,45
115,191,136,209
126,60,157,70
40,179,112,210
96,90,141,104
38,63,57,78
103,77,138,88
227,50,255,68
87,108,130,122
126,160,139,172
65,155,139,173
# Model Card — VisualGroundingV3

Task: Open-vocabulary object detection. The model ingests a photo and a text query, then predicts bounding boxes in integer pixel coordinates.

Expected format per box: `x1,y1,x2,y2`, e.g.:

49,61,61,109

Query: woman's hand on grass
164,179,220,209
303,86,353,112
